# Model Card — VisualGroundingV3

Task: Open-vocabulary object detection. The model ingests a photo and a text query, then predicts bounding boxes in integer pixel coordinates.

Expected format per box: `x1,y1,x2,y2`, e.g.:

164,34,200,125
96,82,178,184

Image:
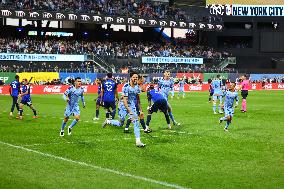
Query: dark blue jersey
21,84,31,100
147,89,166,103
98,84,102,96
10,80,20,97
102,79,117,102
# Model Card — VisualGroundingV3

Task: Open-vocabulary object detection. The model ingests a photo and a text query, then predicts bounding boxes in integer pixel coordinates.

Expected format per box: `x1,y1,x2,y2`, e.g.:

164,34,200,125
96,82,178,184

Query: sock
125,118,131,129
19,109,23,116
164,113,171,124
242,99,246,111
106,111,110,118
225,120,231,129
209,97,211,102
218,105,222,112
61,120,67,131
213,104,216,112
111,110,116,119
140,119,146,130
69,119,78,129
32,109,37,116
133,119,140,139
16,103,19,111
220,117,227,121
108,119,121,127
136,137,141,144
95,109,99,118
146,114,152,126
169,112,175,123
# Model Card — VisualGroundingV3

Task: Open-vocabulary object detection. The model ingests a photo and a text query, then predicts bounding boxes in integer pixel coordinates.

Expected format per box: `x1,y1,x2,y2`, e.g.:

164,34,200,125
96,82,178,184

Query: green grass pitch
0,91,283,189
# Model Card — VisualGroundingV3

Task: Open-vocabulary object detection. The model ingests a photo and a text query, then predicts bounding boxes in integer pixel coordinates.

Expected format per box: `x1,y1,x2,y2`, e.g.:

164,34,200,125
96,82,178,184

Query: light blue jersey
179,80,185,92
63,86,85,117
158,78,174,100
223,90,239,117
212,79,222,95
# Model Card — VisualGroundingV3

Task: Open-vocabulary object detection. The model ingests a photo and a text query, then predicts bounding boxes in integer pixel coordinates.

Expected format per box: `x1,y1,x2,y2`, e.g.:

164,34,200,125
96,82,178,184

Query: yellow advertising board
17,72,59,83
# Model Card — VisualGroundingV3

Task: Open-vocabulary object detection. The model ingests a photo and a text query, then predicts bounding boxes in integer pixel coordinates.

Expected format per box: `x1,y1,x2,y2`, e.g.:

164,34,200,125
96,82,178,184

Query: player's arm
81,93,86,108
147,91,152,107
234,93,239,108
136,94,143,115
123,96,133,115
62,87,71,102
115,85,119,102
9,85,12,96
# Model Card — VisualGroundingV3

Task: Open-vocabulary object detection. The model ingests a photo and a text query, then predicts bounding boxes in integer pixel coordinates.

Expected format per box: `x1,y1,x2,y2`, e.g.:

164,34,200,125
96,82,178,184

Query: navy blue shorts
149,99,168,113
96,98,102,106
103,101,116,110
241,90,248,99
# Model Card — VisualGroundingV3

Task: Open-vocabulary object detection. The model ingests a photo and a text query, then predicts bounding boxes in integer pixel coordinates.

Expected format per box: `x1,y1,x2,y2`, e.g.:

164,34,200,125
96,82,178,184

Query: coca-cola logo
264,84,272,90
43,86,62,93
189,84,202,91
278,84,284,89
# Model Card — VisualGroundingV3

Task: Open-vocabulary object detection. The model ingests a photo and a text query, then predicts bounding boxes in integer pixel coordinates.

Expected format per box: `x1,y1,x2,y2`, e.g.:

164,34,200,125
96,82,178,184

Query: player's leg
93,100,100,120
212,95,217,114
110,102,116,119
161,100,171,129
130,108,145,147
60,116,69,136
68,106,80,135
18,102,24,119
146,102,159,129
241,90,248,112
208,92,212,103
28,103,38,118
167,103,180,126
218,96,223,114
10,96,17,116
103,106,125,128
171,90,174,99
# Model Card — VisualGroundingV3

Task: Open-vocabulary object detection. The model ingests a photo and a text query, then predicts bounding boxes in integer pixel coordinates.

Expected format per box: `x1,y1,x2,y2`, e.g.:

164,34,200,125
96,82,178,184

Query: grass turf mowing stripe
0,141,189,189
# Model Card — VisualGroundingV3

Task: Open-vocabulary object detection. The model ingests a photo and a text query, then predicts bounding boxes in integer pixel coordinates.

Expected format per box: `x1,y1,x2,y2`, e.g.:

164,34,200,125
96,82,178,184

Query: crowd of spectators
252,76,284,84
0,38,231,59
0,0,186,20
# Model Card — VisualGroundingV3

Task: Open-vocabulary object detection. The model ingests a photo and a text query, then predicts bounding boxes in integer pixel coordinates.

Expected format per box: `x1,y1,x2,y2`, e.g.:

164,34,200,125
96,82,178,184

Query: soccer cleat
93,117,99,121
136,142,146,148
224,128,229,132
68,127,72,135
213,111,217,115
124,128,130,133
168,124,172,129
33,116,38,119
219,119,223,124
9,112,13,117
174,121,181,126
18,116,23,120
144,128,152,133
219,111,224,114
102,119,108,128
60,131,64,137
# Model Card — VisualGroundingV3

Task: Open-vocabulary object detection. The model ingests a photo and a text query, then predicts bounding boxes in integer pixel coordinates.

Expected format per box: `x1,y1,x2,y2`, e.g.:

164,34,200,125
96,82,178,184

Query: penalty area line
0,141,189,189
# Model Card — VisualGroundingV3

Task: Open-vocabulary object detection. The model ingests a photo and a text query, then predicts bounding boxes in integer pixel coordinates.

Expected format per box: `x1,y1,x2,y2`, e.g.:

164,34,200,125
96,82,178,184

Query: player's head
164,70,171,79
137,75,145,85
229,83,236,91
107,73,112,79
15,75,19,81
95,78,102,85
74,77,82,87
148,84,155,91
130,71,138,85
22,78,28,85
208,79,212,84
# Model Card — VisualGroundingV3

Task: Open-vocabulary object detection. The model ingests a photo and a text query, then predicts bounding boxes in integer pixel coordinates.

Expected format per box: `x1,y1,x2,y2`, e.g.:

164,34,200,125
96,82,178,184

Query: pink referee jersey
241,80,249,90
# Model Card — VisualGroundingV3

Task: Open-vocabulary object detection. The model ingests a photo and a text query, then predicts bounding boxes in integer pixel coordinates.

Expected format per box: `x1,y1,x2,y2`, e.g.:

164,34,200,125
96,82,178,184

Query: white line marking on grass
84,121,90,123
26,114,30,116
0,141,189,189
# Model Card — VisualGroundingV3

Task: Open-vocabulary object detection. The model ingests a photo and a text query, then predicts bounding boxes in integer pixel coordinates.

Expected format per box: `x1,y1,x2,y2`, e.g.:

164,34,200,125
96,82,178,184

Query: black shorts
241,90,248,99
103,101,116,110
209,92,214,96
150,99,168,113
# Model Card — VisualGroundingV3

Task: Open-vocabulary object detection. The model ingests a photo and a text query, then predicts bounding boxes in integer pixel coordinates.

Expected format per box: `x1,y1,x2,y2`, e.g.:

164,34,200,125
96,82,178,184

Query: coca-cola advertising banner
0,9,223,31
1,83,284,95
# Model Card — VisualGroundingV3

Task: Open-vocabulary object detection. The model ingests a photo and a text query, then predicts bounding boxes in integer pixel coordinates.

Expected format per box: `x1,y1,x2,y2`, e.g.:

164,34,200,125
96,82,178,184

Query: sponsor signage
207,4,284,16
0,9,223,31
142,57,203,64
2,83,283,95
0,53,86,62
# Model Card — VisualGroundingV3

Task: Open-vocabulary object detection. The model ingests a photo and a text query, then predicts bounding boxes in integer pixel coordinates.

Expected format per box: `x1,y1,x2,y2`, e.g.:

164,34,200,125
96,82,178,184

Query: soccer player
240,75,249,113
146,85,171,129
102,72,145,147
93,78,102,121
18,78,38,119
101,73,119,119
158,70,180,126
9,75,21,117
177,78,186,99
219,83,239,132
212,75,224,114
124,75,151,133
60,77,85,136
208,79,214,103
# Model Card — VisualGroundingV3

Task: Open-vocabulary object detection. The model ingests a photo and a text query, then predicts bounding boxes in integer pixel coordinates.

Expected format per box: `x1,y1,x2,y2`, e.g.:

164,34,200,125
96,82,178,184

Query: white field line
0,141,189,189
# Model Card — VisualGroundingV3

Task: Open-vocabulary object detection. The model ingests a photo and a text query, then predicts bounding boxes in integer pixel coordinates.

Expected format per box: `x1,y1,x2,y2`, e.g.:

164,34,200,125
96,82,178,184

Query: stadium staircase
88,54,112,73
217,57,237,69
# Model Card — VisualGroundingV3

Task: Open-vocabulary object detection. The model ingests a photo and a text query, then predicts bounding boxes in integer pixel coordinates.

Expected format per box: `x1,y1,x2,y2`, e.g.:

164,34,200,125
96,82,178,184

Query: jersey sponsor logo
264,84,273,90
189,85,203,91
44,86,62,93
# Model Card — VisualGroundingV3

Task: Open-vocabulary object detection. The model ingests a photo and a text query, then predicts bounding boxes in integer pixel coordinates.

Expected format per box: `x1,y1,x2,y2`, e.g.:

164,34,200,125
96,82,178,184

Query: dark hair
107,73,112,78
15,75,19,80
216,75,220,78
138,75,143,80
97,78,102,82
75,77,81,80
68,78,75,85
148,84,155,91
208,79,212,83
130,71,138,78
